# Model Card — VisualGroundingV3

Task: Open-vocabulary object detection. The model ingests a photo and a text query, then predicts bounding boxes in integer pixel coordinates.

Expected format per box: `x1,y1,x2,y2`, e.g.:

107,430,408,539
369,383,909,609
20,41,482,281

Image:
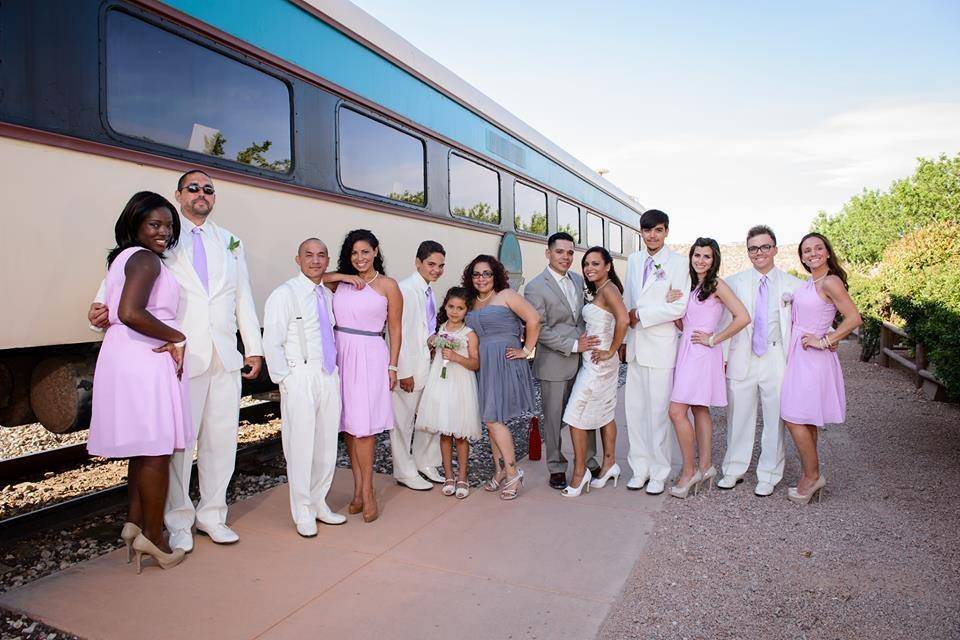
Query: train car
0,0,645,433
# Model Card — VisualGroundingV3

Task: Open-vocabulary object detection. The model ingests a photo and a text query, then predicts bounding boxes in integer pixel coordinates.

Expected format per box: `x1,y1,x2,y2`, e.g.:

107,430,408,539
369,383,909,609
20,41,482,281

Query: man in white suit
90,169,263,549
391,240,446,490
623,209,691,495
719,225,802,496
262,238,346,537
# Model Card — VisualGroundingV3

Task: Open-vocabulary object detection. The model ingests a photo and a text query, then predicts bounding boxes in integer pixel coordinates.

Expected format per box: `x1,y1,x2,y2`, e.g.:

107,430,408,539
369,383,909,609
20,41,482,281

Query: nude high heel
132,534,186,574
589,463,621,489
787,475,827,505
670,470,703,499
697,466,717,493
362,493,379,523
347,500,363,515
120,522,141,564
561,469,593,497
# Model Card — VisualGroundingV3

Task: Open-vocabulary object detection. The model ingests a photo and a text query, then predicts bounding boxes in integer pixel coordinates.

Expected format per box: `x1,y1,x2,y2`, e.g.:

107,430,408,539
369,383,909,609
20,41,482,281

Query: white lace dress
415,323,482,440
562,303,619,429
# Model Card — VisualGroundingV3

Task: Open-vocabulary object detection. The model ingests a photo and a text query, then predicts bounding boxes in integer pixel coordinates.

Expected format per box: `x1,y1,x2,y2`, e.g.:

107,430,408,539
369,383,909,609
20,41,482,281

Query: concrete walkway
0,391,664,640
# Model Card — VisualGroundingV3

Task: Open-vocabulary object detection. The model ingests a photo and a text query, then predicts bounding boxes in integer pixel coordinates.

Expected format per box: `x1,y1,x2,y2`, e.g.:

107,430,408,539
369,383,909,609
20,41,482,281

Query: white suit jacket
722,267,802,382
623,247,691,369
395,272,433,390
95,217,263,379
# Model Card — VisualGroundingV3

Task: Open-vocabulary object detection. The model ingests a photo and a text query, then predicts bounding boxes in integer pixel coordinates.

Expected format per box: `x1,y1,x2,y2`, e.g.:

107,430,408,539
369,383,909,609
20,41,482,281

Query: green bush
880,222,960,400
847,270,889,361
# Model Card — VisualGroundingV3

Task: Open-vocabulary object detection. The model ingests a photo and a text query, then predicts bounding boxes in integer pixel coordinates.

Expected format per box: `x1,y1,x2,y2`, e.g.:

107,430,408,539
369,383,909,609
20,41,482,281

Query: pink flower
781,292,793,307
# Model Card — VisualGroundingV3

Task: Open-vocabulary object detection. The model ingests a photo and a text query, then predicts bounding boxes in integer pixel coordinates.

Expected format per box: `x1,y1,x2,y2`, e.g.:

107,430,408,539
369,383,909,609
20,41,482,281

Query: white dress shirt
547,266,581,353
262,273,337,384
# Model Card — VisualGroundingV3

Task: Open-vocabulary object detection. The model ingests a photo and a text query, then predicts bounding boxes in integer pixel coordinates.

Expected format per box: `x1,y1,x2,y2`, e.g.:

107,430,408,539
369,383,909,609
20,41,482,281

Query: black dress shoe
549,472,567,490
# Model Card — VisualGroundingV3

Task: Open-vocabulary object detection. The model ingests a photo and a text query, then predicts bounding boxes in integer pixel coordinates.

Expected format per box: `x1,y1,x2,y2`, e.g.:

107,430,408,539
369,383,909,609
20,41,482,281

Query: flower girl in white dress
416,287,481,498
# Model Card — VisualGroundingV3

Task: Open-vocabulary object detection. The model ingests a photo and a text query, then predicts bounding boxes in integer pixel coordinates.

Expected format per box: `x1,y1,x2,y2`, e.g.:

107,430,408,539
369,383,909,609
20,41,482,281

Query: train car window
514,182,547,236
557,200,581,244
105,10,292,173
635,232,642,253
449,154,499,223
587,212,604,248
609,223,623,254
339,108,426,206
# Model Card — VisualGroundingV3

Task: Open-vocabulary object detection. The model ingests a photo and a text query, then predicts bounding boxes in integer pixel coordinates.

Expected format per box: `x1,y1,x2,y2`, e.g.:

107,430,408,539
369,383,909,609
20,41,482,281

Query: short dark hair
461,254,509,305
107,191,180,266
746,225,777,245
547,232,575,248
177,169,213,191
416,240,446,261
640,209,669,230
337,229,385,275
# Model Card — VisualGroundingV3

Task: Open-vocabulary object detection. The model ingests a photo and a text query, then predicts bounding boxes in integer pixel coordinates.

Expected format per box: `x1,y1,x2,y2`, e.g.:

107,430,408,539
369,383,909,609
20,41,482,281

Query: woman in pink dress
88,191,193,572
780,233,861,504
668,238,750,499
325,230,402,523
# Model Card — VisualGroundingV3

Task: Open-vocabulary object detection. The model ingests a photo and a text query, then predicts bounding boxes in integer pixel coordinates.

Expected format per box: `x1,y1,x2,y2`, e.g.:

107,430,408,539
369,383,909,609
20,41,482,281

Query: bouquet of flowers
433,332,463,379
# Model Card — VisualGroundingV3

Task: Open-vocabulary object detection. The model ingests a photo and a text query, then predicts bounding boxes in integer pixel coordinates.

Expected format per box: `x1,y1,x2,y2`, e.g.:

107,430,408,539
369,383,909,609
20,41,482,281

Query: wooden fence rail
877,322,947,401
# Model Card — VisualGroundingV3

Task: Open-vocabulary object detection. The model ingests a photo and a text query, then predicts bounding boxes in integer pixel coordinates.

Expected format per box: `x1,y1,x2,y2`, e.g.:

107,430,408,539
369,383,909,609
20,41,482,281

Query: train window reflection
587,212,604,248
339,108,426,206
106,10,292,173
557,200,580,244
609,223,623,254
515,182,547,236
450,154,500,223
635,233,642,253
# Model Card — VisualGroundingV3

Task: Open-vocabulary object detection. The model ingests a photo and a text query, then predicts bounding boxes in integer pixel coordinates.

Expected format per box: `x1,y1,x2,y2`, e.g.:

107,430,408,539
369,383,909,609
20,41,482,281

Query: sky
350,0,960,243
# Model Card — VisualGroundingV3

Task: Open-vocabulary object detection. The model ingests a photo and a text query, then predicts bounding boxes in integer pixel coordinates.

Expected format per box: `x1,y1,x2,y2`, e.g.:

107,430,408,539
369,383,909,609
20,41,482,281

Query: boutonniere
654,264,666,280
781,292,793,307
228,236,241,255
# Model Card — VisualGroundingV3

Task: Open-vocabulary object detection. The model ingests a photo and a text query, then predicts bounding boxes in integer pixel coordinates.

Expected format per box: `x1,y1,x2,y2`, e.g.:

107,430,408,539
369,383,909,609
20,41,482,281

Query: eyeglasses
181,183,215,195
747,244,774,255
471,271,494,279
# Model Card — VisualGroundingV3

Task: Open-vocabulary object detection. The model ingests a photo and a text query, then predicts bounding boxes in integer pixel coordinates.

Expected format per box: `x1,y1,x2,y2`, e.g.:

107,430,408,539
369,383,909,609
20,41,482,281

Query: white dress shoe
418,466,445,484
196,523,240,544
168,528,194,553
296,520,318,538
316,510,347,525
717,474,744,490
626,475,648,491
396,475,433,491
645,479,665,495
754,482,775,497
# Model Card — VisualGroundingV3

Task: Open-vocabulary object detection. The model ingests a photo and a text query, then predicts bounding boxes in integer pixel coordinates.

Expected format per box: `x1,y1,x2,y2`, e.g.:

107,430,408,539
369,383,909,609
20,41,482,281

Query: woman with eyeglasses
461,255,540,500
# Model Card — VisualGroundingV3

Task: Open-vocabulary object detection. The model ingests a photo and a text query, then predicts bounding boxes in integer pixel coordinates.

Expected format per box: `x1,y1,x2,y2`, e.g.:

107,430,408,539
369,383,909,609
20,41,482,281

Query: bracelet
521,346,532,357
173,340,186,348
819,336,830,349
387,365,398,372
707,335,715,348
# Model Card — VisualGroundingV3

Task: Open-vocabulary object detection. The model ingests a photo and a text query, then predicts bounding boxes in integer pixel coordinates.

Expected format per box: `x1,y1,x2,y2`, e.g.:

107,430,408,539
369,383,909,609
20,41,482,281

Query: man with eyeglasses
89,169,263,549
717,225,802,496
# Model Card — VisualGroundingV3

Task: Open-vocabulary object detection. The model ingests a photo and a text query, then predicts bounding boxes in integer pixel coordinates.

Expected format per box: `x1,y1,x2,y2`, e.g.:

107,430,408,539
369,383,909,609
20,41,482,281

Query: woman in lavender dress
461,255,540,500
780,233,861,504
88,192,192,572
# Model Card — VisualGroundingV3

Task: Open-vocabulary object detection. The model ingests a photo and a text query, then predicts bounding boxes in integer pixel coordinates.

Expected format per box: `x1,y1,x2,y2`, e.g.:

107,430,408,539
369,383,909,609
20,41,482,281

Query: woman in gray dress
462,255,540,500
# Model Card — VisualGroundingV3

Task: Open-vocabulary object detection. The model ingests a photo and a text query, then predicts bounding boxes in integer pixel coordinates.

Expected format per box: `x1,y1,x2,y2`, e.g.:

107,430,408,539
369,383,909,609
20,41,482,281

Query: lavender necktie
752,275,769,356
642,256,654,286
191,227,209,293
425,286,437,335
315,286,337,373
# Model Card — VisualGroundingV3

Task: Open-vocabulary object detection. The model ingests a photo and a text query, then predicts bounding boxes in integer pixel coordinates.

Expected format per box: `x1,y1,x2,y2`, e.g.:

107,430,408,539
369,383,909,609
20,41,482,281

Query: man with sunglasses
89,169,263,549
718,225,802,496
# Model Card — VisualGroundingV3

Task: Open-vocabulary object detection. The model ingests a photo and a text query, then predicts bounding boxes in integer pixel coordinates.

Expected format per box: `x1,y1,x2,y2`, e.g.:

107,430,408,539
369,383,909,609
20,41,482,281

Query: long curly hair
460,254,509,306
582,246,623,297
436,286,470,328
798,232,848,289
689,237,721,302
337,229,386,276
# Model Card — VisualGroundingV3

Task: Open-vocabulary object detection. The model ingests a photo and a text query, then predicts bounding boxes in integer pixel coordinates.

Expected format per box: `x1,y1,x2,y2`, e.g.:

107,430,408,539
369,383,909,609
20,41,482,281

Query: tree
235,139,291,173
515,211,547,235
453,202,499,224
204,132,226,157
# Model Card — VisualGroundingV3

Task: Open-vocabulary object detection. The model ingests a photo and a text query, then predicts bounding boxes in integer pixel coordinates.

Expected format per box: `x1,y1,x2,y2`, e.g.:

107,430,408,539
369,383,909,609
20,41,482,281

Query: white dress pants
625,362,678,483
165,353,241,531
279,361,341,524
722,347,787,485
390,387,441,480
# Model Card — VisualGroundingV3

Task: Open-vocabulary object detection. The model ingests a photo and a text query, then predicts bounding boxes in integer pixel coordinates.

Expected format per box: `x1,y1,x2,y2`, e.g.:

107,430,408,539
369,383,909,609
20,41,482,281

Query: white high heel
698,466,717,493
589,463,621,489
670,470,703,499
561,469,592,497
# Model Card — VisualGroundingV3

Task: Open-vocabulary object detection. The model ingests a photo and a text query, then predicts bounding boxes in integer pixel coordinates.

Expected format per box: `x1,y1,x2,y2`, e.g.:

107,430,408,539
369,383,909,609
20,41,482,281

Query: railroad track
0,401,282,541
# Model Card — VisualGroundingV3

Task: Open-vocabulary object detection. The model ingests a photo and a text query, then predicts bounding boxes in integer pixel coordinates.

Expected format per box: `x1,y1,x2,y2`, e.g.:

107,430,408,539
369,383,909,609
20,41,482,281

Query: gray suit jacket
523,268,584,382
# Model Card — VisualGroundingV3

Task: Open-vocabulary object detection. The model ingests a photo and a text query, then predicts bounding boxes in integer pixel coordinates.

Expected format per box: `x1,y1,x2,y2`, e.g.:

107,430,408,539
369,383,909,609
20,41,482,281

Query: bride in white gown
561,247,630,497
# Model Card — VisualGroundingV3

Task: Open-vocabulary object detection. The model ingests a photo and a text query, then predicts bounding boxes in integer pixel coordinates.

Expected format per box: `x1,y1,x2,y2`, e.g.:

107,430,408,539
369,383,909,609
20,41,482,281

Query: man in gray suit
524,232,601,489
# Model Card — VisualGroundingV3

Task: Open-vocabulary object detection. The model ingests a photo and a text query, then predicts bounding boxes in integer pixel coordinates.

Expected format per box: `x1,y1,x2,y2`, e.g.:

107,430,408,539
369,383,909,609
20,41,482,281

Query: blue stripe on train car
164,0,640,226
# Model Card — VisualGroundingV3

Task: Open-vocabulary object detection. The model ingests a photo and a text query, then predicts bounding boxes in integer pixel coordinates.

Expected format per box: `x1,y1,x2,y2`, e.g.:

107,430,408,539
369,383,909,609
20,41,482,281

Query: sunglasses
182,183,215,195
471,270,494,279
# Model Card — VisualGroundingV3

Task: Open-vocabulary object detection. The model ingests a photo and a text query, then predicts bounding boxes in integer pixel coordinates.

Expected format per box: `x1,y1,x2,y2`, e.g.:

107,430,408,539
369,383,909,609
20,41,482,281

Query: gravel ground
598,342,960,640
